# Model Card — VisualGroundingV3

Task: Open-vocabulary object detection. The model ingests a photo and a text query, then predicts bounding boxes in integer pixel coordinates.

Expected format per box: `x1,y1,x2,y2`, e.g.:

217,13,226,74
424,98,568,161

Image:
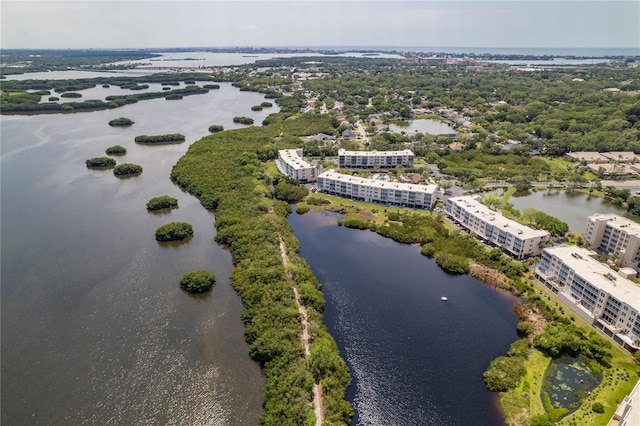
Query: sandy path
279,238,324,426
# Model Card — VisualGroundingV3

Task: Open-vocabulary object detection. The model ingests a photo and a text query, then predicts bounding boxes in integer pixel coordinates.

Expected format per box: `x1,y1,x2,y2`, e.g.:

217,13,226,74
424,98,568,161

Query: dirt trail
279,238,323,426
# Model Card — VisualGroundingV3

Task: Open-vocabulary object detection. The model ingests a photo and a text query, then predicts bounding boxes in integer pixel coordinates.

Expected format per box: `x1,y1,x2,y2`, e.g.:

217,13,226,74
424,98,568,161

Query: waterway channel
288,209,519,426
1,83,274,425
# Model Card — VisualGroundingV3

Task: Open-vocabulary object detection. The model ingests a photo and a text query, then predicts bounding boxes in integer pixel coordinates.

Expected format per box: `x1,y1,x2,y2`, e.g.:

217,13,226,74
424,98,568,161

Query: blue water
289,209,518,426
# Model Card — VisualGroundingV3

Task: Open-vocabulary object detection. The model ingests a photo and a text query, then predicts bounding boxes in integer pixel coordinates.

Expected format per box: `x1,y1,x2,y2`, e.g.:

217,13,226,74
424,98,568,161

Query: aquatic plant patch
541,355,602,420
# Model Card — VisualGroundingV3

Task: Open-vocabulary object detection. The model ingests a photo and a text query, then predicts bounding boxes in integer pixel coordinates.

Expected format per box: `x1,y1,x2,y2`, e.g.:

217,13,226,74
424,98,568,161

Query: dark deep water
289,209,518,426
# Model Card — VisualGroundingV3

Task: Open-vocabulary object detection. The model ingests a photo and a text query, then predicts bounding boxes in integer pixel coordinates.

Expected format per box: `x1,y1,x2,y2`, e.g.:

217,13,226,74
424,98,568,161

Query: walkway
279,237,324,426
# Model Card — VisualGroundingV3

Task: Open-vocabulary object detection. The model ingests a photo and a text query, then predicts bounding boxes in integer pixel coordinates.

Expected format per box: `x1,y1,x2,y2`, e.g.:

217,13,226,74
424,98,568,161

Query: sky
1,1,639,50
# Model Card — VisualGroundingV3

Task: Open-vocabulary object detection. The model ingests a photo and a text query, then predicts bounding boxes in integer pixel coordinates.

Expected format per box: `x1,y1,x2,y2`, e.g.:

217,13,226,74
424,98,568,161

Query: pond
541,355,602,420
388,118,457,135
509,189,629,233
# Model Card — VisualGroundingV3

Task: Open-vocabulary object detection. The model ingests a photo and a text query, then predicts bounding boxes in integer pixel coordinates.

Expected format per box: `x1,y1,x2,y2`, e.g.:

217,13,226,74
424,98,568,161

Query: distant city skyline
1,1,638,50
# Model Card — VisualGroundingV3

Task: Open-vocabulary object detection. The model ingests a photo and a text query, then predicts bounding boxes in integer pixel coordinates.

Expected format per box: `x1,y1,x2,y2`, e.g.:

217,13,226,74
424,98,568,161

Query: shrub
108,117,134,127
208,125,224,133
306,196,331,206
180,270,215,294
436,253,469,274
296,206,310,214
60,92,82,98
146,195,178,211
517,321,535,336
483,355,526,392
48,96,59,101
260,101,273,107
113,163,142,176
203,84,220,89
251,105,263,111
165,94,183,100
233,116,254,125
592,402,605,413
134,134,185,144
155,222,193,242
105,145,127,155
86,157,116,168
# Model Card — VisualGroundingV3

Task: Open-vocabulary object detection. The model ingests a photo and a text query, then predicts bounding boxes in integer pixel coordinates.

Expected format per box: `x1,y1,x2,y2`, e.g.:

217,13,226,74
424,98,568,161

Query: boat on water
441,297,448,301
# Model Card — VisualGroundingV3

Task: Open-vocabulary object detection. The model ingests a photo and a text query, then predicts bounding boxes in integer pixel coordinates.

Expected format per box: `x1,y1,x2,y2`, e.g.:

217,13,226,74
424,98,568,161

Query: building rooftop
338,149,414,157
319,170,437,194
545,246,640,312
279,149,314,171
588,213,640,237
566,152,609,163
448,195,549,239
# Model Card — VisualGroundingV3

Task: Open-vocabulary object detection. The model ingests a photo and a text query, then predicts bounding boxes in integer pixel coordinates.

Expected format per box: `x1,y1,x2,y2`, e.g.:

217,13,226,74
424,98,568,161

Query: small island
48,96,59,101
179,270,215,294
251,105,263,111
233,116,254,125
155,222,193,242
86,157,116,168
105,145,127,155
165,94,183,100
202,84,220,89
208,124,224,133
108,117,135,127
113,163,142,176
260,101,273,107
60,92,82,98
146,195,178,211
134,133,185,144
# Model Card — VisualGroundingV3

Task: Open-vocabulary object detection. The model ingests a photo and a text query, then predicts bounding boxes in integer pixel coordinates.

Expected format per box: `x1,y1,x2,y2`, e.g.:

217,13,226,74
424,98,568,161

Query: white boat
441,297,448,301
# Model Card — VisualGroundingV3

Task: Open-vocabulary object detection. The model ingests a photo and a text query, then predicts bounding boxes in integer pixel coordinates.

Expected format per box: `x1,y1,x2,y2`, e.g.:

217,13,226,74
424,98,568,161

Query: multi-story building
316,170,438,209
445,195,549,259
276,149,319,183
584,213,640,271
535,246,640,351
338,149,414,169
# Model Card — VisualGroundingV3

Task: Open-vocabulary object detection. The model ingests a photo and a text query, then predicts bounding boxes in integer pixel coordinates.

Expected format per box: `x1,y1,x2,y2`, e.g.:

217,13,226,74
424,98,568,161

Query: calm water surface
388,119,457,135
289,209,518,426
1,83,275,425
509,189,629,232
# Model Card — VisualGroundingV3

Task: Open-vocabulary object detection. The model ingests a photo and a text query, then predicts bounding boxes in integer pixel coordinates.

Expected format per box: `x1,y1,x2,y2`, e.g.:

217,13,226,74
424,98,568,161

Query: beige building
445,195,549,259
338,149,414,169
535,246,640,351
316,170,437,209
276,149,319,183
584,214,640,271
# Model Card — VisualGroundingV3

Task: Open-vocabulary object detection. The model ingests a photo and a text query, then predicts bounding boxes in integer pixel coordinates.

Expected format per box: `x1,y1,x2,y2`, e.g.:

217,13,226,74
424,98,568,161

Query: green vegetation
273,176,309,203
108,117,134,127
155,222,193,242
203,84,220,89
171,114,353,424
208,124,224,133
134,133,185,144
251,105,263,111
48,96,59,101
233,116,254,125
180,270,215,294
1,77,211,114
105,145,127,155
113,163,142,176
484,355,527,392
295,206,310,214
146,195,178,211
260,101,273,107
165,94,183,100
86,157,116,168
60,92,82,98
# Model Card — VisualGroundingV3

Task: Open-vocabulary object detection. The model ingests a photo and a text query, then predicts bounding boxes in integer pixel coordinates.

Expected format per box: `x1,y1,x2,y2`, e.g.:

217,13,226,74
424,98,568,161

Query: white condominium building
338,149,414,169
316,170,438,209
445,195,549,259
535,246,640,351
584,214,640,271
276,149,319,183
